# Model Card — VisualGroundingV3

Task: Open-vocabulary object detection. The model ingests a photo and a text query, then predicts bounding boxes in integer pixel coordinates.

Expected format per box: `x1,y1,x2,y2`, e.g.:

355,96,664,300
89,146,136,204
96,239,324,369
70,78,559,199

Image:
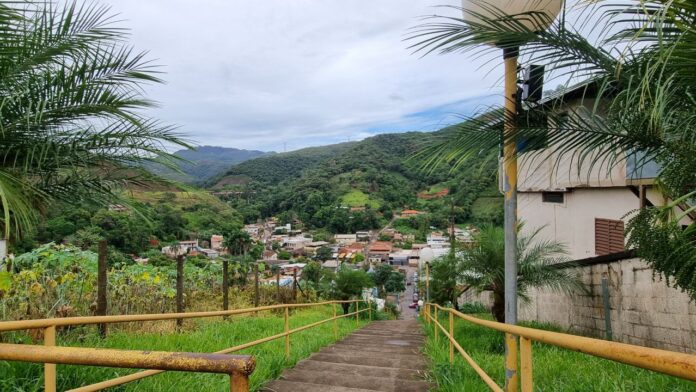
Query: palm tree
458,226,584,323
221,229,252,310
408,1,696,298
0,1,188,240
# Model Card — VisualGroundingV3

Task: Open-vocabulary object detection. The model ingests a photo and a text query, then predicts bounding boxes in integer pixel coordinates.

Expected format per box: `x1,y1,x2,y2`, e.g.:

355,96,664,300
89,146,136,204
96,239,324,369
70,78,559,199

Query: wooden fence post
96,240,108,337
176,255,185,328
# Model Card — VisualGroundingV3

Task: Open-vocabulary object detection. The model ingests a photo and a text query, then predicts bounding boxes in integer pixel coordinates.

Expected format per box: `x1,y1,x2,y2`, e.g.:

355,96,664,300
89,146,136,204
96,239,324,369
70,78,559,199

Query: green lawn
340,190,380,208
0,305,370,391
423,313,696,391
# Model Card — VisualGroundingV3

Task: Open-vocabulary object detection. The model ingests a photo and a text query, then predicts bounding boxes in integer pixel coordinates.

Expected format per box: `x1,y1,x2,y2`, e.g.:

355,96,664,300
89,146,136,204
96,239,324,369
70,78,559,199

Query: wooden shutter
595,218,625,256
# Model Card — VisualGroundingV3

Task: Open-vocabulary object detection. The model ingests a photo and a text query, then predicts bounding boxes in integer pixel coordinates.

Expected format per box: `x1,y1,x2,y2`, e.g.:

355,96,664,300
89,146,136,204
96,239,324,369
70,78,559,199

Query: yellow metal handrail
424,302,696,392
0,300,371,392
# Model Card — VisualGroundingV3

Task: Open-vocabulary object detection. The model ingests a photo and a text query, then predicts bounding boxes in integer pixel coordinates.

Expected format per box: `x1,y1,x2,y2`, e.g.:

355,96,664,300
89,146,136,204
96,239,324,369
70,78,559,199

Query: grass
340,190,380,209
0,305,370,391
423,313,696,391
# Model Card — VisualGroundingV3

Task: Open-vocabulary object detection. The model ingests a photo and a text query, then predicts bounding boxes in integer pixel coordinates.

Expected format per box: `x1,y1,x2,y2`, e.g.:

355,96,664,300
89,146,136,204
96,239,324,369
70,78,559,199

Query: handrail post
449,311,454,364
368,300,372,321
333,303,338,340
284,306,290,360
434,307,438,343
230,371,249,392
520,337,533,392
44,325,56,392
355,301,359,327
505,333,519,392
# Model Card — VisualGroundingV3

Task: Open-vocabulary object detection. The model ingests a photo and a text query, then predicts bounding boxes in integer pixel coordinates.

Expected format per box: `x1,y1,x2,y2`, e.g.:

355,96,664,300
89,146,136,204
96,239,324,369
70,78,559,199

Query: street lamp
461,1,561,390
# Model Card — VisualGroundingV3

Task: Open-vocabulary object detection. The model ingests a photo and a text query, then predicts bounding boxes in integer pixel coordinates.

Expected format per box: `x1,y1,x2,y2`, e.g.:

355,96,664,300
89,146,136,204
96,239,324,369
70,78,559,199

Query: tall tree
0,1,188,240
221,229,252,310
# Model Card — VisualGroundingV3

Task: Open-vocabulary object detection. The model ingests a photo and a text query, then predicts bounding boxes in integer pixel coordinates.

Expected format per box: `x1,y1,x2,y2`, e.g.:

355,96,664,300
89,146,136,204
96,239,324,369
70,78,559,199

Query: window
595,218,625,256
542,192,564,203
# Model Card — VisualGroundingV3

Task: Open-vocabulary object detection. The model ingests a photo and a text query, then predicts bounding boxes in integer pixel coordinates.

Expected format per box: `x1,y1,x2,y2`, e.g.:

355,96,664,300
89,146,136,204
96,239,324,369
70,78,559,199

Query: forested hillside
211,127,502,233
147,146,270,184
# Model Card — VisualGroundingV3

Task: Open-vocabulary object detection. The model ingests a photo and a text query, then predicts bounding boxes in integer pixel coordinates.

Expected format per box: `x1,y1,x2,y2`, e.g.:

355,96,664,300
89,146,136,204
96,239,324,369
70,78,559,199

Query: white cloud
105,0,506,151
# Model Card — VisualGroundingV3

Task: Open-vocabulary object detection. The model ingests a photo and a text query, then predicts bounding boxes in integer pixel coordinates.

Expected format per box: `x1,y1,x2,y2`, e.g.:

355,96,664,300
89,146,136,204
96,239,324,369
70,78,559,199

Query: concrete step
332,341,422,355
294,359,425,380
309,352,427,370
339,336,423,349
262,380,378,392
347,331,425,343
281,368,432,392
351,328,424,338
319,345,425,362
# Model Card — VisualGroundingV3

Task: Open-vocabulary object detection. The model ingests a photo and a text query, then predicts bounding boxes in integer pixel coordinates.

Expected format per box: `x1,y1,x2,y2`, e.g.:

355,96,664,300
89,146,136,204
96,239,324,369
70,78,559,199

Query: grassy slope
340,190,380,208
423,313,695,391
1,306,369,392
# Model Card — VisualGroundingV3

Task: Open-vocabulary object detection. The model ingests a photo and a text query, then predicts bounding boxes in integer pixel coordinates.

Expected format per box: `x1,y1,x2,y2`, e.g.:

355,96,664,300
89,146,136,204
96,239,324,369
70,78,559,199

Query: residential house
304,241,329,256
243,224,262,239
367,241,393,263
334,234,357,245
426,234,450,249
356,231,371,241
210,235,224,251
321,259,341,271
400,209,423,218
262,250,277,260
388,250,410,266
284,236,309,251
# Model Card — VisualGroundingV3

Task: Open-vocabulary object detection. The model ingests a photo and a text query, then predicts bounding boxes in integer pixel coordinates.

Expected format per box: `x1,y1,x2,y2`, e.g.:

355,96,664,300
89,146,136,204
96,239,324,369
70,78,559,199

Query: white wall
518,188,638,260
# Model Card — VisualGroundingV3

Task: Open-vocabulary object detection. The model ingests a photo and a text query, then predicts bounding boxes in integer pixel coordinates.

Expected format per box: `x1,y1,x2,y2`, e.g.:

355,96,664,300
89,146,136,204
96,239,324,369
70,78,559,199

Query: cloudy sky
106,0,506,152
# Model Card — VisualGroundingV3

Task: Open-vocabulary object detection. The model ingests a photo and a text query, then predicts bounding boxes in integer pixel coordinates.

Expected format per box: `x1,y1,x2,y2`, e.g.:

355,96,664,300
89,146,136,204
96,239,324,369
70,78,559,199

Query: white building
426,234,450,249
334,234,357,245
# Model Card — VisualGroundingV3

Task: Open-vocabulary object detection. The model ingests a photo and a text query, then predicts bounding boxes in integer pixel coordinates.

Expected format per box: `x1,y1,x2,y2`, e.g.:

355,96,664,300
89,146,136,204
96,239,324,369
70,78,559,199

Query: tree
0,1,188,240
372,264,394,298
430,253,464,310
302,261,322,287
384,271,406,294
315,246,332,261
458,226,584,322
222,229,252,310
278,250,291,260
333,267,373,314
409,1,696,298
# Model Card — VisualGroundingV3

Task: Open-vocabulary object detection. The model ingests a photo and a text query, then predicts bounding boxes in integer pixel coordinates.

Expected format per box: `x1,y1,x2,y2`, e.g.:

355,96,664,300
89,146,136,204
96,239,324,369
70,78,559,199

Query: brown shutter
595,218,625,256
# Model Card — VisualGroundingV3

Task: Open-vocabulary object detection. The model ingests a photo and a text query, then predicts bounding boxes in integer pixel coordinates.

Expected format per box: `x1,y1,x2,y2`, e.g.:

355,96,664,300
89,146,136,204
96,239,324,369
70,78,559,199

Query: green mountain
210,127,502,234
148,146,270,184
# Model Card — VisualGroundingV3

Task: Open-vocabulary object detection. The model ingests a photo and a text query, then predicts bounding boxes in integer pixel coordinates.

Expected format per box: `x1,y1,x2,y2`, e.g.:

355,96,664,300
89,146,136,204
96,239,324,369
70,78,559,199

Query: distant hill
210,125,502,230
146,146,271,184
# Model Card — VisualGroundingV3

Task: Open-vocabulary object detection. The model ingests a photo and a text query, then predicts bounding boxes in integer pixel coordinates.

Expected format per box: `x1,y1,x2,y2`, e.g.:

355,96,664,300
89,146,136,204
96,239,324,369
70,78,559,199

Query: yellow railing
0,300,371,392
424,302,696,392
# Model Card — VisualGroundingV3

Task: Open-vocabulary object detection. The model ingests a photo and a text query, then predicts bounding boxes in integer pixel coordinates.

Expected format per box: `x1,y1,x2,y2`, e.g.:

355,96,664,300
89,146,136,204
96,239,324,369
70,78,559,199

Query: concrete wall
518,257,696,353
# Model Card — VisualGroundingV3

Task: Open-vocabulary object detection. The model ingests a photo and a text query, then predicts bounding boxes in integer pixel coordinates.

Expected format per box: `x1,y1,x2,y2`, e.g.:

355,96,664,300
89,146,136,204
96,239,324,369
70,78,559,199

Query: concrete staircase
262,319,432,392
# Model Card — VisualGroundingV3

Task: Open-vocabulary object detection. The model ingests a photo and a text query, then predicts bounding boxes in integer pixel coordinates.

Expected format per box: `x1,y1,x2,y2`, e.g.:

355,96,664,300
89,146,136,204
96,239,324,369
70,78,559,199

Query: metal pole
333,303,338,340
355,301,360,327
502,46,520,392
284,306,290,360
230,372,249,392
520,336,533,392
44,325,56,392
